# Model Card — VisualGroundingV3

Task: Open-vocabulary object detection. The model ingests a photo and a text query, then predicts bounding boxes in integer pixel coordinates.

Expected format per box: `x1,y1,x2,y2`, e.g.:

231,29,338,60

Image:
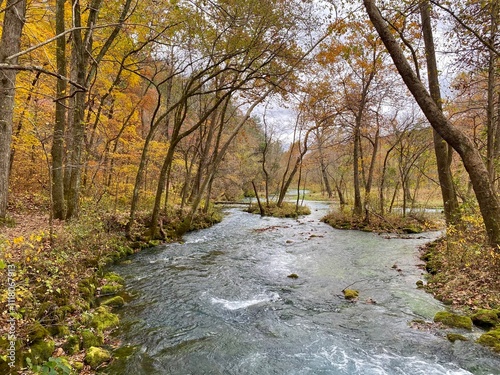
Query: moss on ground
90,306,119,331
85,346,112,369
476,329,500,352
471,309,499,329
447,333,468,342
434,311,472,330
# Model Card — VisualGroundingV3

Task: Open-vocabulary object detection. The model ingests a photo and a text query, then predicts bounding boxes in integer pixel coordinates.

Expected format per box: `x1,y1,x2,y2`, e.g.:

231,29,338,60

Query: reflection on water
104,202,500,375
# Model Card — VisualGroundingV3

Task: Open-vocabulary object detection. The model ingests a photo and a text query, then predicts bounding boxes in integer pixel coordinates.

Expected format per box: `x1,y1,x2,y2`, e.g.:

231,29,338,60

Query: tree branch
5,23,122,61
0,64,86,91
430,0,500,57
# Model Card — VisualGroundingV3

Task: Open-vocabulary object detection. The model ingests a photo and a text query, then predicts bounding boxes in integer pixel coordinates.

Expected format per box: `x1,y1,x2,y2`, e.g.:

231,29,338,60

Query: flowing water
104,202,500,375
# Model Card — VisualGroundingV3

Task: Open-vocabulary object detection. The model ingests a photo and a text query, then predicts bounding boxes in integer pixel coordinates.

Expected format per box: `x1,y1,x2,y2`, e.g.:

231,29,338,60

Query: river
104,202,500,375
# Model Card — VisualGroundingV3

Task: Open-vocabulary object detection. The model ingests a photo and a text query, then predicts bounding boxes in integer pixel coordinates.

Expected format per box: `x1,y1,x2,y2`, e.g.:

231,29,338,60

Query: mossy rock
343,289,359,300
287,273,299,279
402,226,422,234
79,277,98,291
471,309,499,329
63,335,80,355
36,302,57,320
100,296,125,308
0,357,9,375
0,336,20,371
80,311,93,326
74,299,91,312
90,306,119,331
54,305,74,321
25,339,55,366
447,333,468,343
79,286,96,302
425,260,439,275
416,280,424,289
420,251,432,262
49,324,71,337
103,272,125,285
72,361,84,371
27,322,51,342
113,345,137,360
81,329,104,349
476,329,500,351
434,311,472,330
85,346,112,369
100,283,124,295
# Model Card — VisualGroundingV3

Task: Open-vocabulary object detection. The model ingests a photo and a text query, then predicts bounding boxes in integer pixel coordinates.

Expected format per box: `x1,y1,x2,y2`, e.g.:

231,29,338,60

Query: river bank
0,198,222,374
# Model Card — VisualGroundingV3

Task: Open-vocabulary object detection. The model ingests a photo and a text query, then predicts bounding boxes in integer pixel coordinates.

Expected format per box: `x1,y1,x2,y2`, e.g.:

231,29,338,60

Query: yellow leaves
13,236,24,245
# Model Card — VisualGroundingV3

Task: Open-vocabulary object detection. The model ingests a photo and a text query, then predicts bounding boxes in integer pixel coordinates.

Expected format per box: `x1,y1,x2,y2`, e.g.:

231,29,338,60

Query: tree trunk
353,123,363,216
65,0,103,219
364,0,500,246
420,0,459,225
0,0,26,220
335,179,346,206
363,126,379,222
52,0,67,220
317,138,333,198
252,180,264,216
65,0,86,219
486,0,498,184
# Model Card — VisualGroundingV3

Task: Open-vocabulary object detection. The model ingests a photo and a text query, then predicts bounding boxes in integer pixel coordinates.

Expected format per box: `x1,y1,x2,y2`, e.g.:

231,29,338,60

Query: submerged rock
343,289,359,300
101,296,125,308
434,311,472,330
447,333,468,343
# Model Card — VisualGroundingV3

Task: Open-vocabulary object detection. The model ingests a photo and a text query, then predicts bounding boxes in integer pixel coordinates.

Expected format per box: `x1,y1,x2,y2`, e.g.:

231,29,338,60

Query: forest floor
420,220,500,311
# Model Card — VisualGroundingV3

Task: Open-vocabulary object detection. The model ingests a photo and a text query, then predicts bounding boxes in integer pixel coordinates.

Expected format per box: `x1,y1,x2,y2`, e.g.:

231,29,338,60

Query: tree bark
317,132,333,198
353,123,363,216
486,0,499,183
52,0,67,220
364,0,500,246
0,0,26,219
420,0,459,225
65,0,87,219
363,126,379,222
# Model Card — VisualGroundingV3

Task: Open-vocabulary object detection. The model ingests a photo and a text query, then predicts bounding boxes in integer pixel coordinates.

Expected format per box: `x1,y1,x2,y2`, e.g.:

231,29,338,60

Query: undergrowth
246,202,311,218
321,209,442,234
422,213,500,310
